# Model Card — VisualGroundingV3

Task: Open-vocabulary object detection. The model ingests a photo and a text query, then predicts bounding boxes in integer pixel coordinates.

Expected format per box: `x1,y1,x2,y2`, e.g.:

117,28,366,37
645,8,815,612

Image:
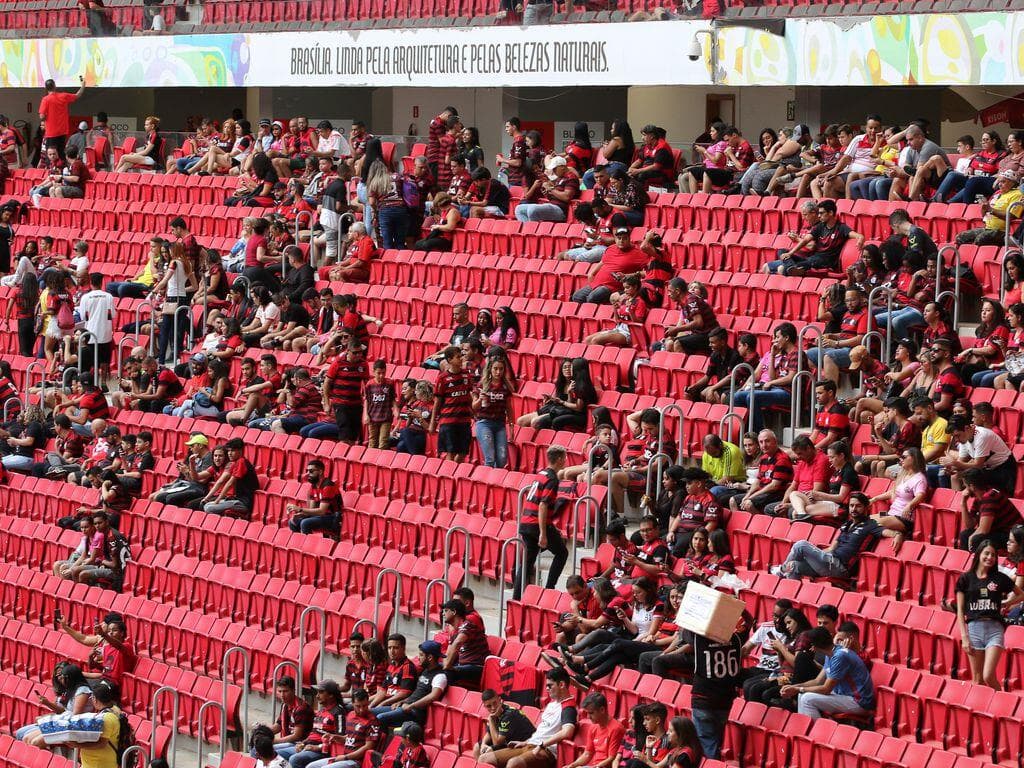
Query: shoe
568,670,592,693
769,565,783,578
540,652,564,670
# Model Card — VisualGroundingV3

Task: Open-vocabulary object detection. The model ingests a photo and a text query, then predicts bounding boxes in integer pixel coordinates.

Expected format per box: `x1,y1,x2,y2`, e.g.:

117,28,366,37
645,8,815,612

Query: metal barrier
150,686,179,766
23,361,45,411
423,578,452,641
221,646,250,753
859,330,885,391
231,274,252,299
571,495,600,575
2,398,18,422
788,369,816,435
295,210,316,266
352,617,378,639
657,403,686,464
197,700,226,763
497,536,525,635
76,331,100,382
121,746,147,768
644,452,674,502
116,334,140,374
582,444,615,526
443,526,471,576
727,363,757,435
867,286,894,363
718,411,746,444
297,606,326,693
171,304,194,362
373,568,403,631
133,301,157,357
936,244,962,328
62,367,80,390
270,660,300,721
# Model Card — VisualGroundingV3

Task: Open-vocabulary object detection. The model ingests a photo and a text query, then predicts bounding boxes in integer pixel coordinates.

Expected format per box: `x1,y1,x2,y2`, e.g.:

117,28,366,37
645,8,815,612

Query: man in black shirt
769,200,863,276
889,209,937,262
474,688,535,759
776,492,880,580
281,246,315,304
685,327,743,402
424,303,476,369
680,612,752,759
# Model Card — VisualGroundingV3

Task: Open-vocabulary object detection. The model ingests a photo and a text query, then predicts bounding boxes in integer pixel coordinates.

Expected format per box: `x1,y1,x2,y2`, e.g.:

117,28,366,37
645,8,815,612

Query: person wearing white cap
514,155,580,223
956,168,1023,246
66,120,89,158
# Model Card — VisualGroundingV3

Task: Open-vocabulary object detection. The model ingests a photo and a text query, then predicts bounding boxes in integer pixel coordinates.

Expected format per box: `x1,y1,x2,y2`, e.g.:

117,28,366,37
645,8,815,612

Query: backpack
56,295,75,331
105,708,138,768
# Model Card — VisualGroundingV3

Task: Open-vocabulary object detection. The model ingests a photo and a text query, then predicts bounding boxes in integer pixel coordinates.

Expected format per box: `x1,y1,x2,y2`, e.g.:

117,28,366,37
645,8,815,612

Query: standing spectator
64,681,121,765
321,341,368,444
427,107,458,180
806,380,852,451
38,76,85,158
431,346,475,463
955,540,1024,690
495,117,527,188
478,668,577,768
775,492,881,580
363,360,396,450
779,627,875,718
958,468,1024,551
201,437,259,518
78,272,114,375
733,430,793,514
515,445,569,600
473,355,515,469
473,689,535,760
287,459,342,535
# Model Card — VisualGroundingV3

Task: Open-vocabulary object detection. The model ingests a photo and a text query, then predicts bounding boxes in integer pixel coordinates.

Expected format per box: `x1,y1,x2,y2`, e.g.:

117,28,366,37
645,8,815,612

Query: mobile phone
53,608,62,629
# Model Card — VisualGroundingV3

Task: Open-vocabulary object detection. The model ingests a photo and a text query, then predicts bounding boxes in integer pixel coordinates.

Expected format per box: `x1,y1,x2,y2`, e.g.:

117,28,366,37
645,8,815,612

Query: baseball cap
190,353,208,365
614,227,630,235
185,434,209,447
258,118,272,127
313,679,341,697
317,120,333,130
78,121,88,131
545,156,567,171
847,344,868,370
998,168,1020,183
418,640,443,658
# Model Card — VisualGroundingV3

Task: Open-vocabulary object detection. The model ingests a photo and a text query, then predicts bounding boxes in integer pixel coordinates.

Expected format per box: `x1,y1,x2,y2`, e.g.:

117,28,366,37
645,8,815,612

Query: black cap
317,120,333,130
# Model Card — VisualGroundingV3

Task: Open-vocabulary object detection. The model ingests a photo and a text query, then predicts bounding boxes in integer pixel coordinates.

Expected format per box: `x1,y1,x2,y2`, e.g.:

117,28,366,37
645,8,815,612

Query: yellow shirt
984,188,1023,232
874,146,899,174
701,440,745,484
78,710,120,768
921,416,949,458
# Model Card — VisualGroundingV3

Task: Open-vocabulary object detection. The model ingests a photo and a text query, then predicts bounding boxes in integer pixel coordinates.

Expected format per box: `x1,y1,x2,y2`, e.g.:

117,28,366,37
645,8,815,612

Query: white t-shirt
70,254,89,277
318,131,352,159
78,288,115,344
844,134,877,174
528,698,578,753
958,426,1012,469
255,302,280,327
746,621,785,673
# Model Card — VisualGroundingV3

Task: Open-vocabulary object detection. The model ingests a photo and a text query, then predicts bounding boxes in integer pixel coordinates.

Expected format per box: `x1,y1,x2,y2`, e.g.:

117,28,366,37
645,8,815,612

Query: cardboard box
675,581,746,644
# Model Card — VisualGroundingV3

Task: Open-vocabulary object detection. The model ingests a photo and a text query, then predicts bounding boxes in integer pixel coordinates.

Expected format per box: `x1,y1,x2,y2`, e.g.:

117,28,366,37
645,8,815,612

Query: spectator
440,598,489,686
956,540,1024,690
687,331,757,403
479,667,577,768
515,156,580,223
679,121,730,193
790,440,860,522
745,608,818,709
16,662,93,746
115,116,164,172
887,124,950,202
369,634,418,715
59,613,135,688
572,227,648,304
514,445,570,600
0,405,47,473
739,124,810,196
628,125,675,190
413,193,461,251
584,274,648,348
77,272,114,374
473,356,515,469
934,131,1003,202
38,76,85,158
473,689,535,760
594,410,673,517
730,322,800,431
804,380,852,452
392,381,433,455
307,688,381,768
34,413,85,480
941,414,1015,494
737,599,793,694
516,357,596,431
733,429,793,514
868,446,928,550
779,627,874,719
460,167,510,219
700,433,746,492
278,680,345,768
287,459,342,536
318,340,368,444
557,201,617,263
375,641,448,729
793,125,844,199
848,347,897,429
956,169,1022,246
764,200,862,276
805,289,869,384
563,693,623,768
658,278,720,355
366,155,408,249
63,680,121,765
53,515,97,581
665,468,722,556
958,468,1024,551
764,435,829,518
151,434,215,508
605,169,648,228
429,345,475,462
814,114,882,199
924,339,965,418
495,117,527,188
483,306,521,351
774,492,881,580
267,676,314,757
201,437,259,518
269,367,321,435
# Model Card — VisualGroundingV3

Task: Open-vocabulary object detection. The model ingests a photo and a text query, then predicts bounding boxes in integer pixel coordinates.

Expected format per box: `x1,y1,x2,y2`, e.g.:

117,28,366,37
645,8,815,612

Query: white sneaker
769,565,783,578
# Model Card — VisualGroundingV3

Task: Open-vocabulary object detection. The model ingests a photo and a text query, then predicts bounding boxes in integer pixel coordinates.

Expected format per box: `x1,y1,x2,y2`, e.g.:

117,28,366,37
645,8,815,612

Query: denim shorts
967,618,1005,650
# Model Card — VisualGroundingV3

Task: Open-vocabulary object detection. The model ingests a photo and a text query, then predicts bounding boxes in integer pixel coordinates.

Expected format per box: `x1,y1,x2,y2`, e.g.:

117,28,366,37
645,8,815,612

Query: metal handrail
232,274,251,299
76,331,100,381
150,686,178,766
121,746,147,768
936,289,960,334
297,606,326,692
222,646,250,749
2,398,18,423
788,369,817,435
867,285,895,362
23,361,45,411
443,526,471,577
1005,200,1024,255
718,411,745,444
115,335,140,375
644,452,674,502
571,495,600,574
295,210,316,267
62,366,80,391
270,660,300,721
134,301,156,357
171,304,194,362
373,568,403,629
727,363,756,435
197,700,226,763
859,330,885,391
423,578,452,641
497,536,525,635
936,244,962,328
796,323,824,419
657,403,686,465
352,617,378,639
582,444,615,526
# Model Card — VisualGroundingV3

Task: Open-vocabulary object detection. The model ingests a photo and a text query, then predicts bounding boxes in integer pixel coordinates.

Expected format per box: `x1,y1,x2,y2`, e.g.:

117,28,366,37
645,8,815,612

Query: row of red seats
6,169,236,204
0,555,316,694
0,734,70,768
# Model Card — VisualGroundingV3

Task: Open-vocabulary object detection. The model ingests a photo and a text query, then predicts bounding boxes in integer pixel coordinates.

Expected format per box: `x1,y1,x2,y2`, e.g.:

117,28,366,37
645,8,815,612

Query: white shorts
612,323,632,341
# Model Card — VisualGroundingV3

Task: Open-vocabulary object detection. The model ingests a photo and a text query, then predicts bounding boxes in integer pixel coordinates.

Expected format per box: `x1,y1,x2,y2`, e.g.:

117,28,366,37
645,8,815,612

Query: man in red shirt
572,227,649,304
287,458,342,535
324,689,382,766
38,76,85,160
269,675,314,755
807,379,851,451
441,598,490,686
323,341,369,444
766,435,829,518
59,612,135,688
566,692,625,768
430,346,475,463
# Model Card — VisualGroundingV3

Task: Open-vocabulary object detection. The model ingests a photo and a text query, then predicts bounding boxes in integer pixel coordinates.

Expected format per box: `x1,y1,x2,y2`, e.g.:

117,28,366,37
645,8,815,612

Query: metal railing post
295,210,316,267
232,275,251,299
171,304,193,362
860,330,885,390
373,568,403,630
727,363,756,435
497,536,525,635
150,686,178,766
222,646,250,753
116,335,140,375
657,403,686,464
271,661,300,721
718,411,745,444
197,700,226,763
298,606,327,693
867,286,894,362
644,452,673,503
423,578,452,641
134,301,156,357
443,526,471,577
23,361,45,411
571,495,600,575
2,399,18,422
121,746,147,768
76,330,99,377
788,369,816,435
61,366,80,391
936,244,962,328
352,618,378,639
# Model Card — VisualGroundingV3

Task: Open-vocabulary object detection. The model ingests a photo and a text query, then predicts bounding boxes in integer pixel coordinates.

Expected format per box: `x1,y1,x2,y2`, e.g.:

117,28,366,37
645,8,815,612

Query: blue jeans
375,705,423,728
177,156,202,173
692,706,731,760
289,513,339,534
781,539,849,579
972,369,1001,388
377,205,409,249
475,419,508,469
106,281,149,298
290,748,328,768
515,203,566,222
847,177,875,200
731,386,791,431
867,177,893,201
300,422,340,440
582,162,628,189
1,455,34,471
951,175,995,204
357,182,374,243
934,171,967,203
873,307,924,339
806,346,852,372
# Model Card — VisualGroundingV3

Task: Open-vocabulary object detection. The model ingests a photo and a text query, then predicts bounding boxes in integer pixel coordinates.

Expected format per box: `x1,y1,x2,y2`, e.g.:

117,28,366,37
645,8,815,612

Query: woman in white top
17,662,94,747
152,241,197,363
241,285,280,347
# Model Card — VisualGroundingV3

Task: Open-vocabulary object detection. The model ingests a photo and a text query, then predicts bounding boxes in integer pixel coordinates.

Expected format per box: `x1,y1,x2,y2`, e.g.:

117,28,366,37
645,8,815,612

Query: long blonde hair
365,159,393,199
